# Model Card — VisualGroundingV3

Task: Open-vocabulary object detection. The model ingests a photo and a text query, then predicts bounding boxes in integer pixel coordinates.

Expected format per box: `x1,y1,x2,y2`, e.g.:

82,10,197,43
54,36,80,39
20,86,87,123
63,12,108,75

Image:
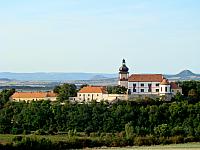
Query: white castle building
118,59,182,99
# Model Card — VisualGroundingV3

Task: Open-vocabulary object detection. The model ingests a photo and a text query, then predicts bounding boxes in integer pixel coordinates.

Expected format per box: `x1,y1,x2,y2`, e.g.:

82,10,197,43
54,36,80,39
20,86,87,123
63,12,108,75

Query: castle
118,59,182,100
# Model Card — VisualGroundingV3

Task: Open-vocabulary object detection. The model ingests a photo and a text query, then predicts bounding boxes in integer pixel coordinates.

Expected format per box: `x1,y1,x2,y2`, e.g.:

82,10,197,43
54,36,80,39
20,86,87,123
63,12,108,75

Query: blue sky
0,0,200,74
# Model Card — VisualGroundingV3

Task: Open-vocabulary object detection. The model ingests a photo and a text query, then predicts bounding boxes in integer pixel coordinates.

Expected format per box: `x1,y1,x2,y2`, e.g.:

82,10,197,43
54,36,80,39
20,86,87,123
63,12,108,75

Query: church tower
118,59,129,88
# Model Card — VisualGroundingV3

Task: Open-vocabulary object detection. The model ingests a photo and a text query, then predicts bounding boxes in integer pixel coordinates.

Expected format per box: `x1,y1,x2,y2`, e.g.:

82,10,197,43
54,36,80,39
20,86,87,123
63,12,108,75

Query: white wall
77,92,104,102
128,82,160,95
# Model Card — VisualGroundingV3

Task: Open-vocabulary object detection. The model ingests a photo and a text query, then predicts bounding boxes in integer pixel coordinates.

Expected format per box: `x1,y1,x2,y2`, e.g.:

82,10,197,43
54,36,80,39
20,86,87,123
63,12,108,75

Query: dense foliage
107,86,127,94
53,84,77,102
0,81,200,148
0,97,200,138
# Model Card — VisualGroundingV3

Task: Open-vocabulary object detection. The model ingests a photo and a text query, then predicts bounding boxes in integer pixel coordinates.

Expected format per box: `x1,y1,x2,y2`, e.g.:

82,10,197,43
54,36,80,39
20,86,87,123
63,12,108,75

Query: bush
134,135,155,146
34,129,47,135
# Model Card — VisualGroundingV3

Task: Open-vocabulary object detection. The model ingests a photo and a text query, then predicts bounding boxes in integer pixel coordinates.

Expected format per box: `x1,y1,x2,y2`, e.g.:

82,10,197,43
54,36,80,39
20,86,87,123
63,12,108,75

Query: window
141,89,144,92
97,94,99,96
156,89,159,92
161,87,162,92
141,84,144,87
165,87,167,92
88,94,90,96
87,98,90,100
133,84,136,87
79,94,81,96
156,83,159,87
172,90,174,92
148,84,152,92
133,89,136,92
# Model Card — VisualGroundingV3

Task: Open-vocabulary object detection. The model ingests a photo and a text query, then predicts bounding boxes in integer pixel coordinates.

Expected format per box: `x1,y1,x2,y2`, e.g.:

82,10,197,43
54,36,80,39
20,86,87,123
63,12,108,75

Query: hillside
165,70,200,81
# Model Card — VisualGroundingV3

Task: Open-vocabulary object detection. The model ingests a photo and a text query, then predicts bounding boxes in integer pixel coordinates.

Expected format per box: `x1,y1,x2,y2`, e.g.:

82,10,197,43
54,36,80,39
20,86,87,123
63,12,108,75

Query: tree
80,84,88,89
188,89,198,98
54,84,77,102
107,86,127,94
125,122,134,139
0,89,15,108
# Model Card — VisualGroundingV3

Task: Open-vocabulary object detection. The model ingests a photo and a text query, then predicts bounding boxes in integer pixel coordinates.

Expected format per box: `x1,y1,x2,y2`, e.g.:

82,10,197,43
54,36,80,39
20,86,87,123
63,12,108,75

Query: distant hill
165,70,200,81
0,72,117,81
0,78,12,82
0,70,199,85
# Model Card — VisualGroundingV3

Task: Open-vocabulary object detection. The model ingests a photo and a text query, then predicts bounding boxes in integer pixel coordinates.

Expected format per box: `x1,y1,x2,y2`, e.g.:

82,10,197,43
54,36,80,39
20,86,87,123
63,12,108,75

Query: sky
0,0,200,74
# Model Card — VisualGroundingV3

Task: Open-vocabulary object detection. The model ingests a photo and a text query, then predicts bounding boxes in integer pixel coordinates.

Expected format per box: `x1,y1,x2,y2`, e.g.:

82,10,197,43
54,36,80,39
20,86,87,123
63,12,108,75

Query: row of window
132,89,160,93
79,94,99,97
133,83,160,87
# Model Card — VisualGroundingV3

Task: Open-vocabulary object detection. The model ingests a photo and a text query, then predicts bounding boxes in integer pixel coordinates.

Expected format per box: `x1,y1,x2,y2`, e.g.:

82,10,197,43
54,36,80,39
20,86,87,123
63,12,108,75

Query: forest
0,81,200,149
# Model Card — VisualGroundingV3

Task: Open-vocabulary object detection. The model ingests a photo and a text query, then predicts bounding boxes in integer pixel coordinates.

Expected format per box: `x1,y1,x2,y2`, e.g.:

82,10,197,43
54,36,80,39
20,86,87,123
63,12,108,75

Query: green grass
98,143,200,150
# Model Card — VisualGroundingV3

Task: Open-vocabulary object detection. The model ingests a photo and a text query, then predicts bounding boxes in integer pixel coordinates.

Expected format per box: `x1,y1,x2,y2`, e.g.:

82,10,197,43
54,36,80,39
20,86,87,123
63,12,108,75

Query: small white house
70,86,128,102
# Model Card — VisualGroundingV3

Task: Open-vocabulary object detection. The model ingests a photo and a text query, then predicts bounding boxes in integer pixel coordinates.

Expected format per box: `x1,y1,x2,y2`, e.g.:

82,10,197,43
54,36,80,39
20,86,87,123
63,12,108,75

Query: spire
122,59,126,65
119,59,129,72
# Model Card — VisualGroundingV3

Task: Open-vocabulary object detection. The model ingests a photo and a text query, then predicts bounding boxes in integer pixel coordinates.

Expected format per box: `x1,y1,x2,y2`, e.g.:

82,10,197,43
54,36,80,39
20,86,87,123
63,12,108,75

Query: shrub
134,135,155,146
34,129,47,135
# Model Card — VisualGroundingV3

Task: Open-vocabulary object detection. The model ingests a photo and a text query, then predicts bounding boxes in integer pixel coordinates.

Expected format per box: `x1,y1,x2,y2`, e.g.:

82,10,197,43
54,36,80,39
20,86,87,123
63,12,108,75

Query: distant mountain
90,75,109,80
176,70,196,77
165,70,200,81
0,78,13,82
0,70,199,84
0,72,117,81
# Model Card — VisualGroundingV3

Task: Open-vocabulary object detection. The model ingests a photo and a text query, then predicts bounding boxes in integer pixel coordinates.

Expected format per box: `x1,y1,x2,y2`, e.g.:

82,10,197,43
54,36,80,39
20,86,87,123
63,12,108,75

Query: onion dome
160,78,170,85
119,59,129,72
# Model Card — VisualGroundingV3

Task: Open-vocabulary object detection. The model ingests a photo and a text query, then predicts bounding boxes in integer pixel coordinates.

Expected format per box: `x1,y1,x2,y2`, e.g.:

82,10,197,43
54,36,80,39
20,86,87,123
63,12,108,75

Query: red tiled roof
170,82,182,89
128,74,163,82
160,79,170,85
78,86,107,94
11,92,57,99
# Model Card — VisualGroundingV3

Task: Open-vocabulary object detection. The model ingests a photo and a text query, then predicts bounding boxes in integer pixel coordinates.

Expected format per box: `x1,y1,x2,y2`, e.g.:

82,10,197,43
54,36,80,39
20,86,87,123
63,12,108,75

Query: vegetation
107,85,127,94
0,81,200,149
53,83,77,102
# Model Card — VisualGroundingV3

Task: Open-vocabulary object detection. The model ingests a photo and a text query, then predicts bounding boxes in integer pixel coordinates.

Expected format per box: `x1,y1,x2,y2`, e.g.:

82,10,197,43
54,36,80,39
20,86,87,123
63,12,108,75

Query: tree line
0,81,200,148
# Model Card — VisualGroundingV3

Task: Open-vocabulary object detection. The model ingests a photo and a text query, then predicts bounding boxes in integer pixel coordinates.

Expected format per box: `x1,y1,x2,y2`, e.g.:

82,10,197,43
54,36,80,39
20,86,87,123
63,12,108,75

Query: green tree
107,86,127,94
54,84,77,102
125,122,134,139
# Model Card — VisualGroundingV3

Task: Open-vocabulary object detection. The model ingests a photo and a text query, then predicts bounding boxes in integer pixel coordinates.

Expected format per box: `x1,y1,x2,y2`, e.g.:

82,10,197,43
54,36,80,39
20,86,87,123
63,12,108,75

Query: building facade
70,86,128,102
118,59,182,99
10,91,57,102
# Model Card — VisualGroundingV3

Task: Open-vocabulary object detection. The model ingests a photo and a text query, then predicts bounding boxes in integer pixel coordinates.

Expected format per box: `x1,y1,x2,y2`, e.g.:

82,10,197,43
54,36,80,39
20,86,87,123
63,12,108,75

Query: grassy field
98,143,200,150
1,134,200,149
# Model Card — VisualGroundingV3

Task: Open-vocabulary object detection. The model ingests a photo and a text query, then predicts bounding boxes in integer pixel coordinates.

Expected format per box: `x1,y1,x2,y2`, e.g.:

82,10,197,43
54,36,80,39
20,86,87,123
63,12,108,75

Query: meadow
99,143,200,150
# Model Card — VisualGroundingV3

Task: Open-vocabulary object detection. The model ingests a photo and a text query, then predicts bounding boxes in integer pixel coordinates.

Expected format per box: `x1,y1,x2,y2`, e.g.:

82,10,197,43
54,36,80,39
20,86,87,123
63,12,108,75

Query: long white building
118,59,182,99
